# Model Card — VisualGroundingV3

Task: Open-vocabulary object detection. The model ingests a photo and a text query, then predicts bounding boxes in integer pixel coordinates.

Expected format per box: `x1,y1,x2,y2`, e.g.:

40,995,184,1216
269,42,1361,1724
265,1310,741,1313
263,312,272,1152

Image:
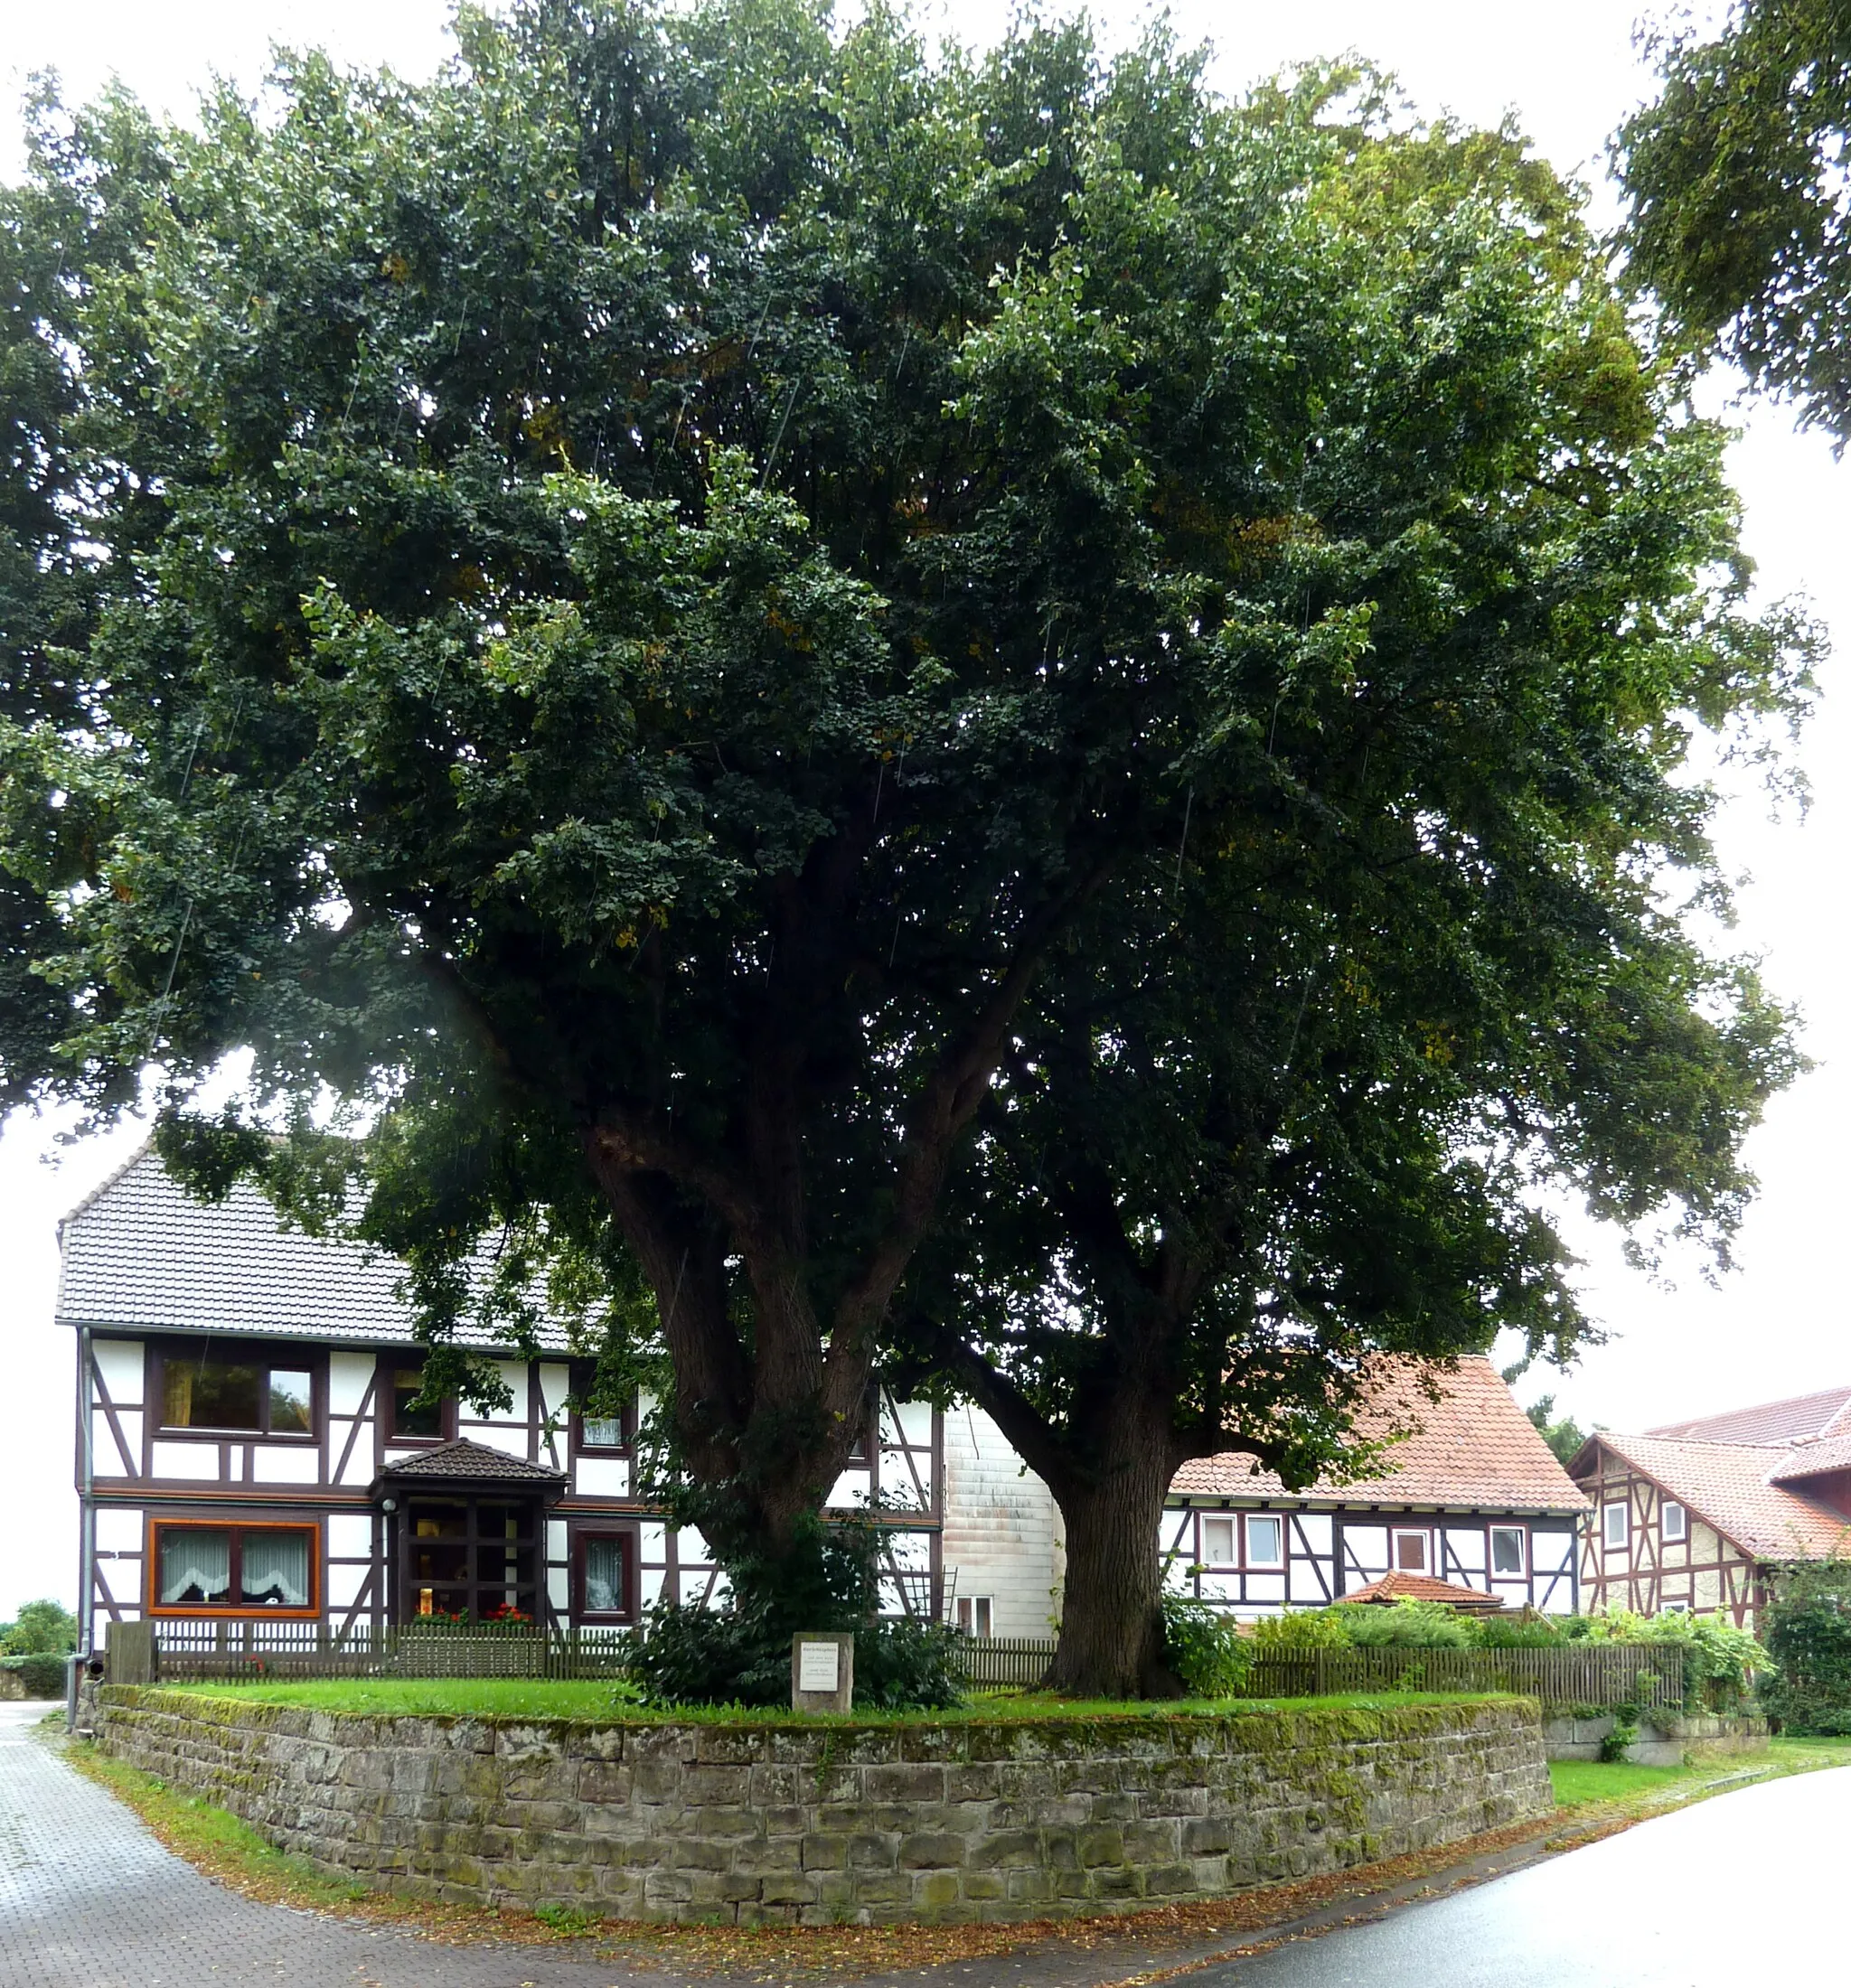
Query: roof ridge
56,1134,157,1241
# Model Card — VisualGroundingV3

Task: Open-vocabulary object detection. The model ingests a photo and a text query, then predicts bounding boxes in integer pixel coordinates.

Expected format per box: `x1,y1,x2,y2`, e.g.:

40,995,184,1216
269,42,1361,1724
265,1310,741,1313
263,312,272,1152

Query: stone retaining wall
1543,1710,1770,1767
98,1689,1552,1927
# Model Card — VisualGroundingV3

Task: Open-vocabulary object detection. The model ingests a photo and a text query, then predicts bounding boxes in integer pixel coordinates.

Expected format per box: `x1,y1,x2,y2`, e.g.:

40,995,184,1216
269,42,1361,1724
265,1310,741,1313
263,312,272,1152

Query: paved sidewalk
0,1701,638,1988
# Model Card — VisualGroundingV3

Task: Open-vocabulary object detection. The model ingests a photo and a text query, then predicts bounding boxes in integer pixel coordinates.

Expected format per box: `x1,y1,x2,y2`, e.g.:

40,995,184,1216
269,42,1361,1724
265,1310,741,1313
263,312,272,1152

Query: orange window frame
145,1515,322,1619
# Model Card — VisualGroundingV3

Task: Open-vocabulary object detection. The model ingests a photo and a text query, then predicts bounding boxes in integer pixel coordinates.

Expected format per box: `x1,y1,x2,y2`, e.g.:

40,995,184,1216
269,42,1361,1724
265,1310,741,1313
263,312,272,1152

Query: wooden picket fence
1239,1645,1684,1711
954,1636,1057,1690
116,1620,1680,1712
129,1618,633,1683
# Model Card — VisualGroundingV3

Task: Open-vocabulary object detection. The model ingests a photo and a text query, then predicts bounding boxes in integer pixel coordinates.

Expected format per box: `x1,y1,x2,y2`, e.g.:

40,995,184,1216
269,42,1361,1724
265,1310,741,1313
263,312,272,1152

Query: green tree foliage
1618,0,1851,438
1526,1395,1589,1468
893,104,1813,1691
0,4,1813,1686
0,1598,79,1655
1760,1560,1851,1730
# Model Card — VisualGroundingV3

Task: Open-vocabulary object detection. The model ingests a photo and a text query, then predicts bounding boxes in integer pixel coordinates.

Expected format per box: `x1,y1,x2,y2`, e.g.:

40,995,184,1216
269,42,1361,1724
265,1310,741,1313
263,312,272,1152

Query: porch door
399,1496,541,1624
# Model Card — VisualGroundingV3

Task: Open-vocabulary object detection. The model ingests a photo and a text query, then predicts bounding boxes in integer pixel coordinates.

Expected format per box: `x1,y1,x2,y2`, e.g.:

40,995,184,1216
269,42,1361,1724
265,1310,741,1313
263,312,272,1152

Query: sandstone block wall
98,1690,1552,1927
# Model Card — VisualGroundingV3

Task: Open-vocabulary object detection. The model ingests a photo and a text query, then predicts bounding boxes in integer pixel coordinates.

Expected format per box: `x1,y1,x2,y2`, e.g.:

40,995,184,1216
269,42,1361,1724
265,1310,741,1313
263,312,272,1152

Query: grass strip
149,1677,1512,1722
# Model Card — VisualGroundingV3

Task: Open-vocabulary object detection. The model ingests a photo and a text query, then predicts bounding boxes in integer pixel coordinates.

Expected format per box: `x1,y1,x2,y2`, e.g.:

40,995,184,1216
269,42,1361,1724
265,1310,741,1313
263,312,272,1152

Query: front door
398,1495,541,1625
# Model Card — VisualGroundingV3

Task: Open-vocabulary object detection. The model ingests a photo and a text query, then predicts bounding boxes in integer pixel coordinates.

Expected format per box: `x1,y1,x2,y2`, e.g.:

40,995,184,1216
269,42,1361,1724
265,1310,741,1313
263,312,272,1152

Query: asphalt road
1202,1762,1851,1987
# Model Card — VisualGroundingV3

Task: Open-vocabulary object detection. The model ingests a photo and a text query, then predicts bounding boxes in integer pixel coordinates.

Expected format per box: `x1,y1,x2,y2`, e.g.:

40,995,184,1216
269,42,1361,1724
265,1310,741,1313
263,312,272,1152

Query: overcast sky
3,1,1844,1620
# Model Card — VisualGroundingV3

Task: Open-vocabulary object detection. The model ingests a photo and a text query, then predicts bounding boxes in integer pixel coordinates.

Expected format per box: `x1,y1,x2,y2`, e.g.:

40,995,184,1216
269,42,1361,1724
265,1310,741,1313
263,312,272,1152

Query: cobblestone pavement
0,1701,646,1988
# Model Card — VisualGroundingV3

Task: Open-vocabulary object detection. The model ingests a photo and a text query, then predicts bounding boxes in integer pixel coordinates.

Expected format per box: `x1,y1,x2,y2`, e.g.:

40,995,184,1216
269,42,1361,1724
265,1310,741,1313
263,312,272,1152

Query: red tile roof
1646,1387,1851,1447
1768,1434,1851,1486
1586,1430,1851,1561
1170,1356,1588,1514
1339,1570,1509,1614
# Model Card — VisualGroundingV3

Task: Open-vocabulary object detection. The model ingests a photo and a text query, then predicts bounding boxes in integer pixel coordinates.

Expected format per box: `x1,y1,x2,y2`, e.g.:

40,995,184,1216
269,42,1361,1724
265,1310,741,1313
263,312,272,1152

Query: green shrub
1760,1562,1851,1732
1564,1607,1768,1711
1330,1600,1474,1648
627,1604,964,1711
1471,1614,1566,1648
1250,1608,1354,1651
1,1654,70,1697
1160,1596,1254,1696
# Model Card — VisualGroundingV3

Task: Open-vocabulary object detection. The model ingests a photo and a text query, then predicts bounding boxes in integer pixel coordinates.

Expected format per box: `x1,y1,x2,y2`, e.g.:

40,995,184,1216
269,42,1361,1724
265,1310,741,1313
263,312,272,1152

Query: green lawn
1550,1735,1851,1813
155,1678,1509,1723
1548,1757,1698,1806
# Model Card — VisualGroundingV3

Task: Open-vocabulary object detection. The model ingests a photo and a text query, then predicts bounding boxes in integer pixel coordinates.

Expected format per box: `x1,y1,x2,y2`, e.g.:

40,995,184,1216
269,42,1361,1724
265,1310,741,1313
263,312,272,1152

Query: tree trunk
1041,1415,1181,1699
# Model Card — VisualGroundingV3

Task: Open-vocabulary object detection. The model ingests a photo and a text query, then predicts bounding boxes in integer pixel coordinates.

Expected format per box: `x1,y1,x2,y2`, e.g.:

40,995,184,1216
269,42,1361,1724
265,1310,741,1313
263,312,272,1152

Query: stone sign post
791,1631,854,1713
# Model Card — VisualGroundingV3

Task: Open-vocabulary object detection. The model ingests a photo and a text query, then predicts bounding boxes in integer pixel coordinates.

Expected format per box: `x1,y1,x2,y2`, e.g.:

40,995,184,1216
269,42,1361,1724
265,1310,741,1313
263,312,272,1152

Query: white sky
2,1,1844,1619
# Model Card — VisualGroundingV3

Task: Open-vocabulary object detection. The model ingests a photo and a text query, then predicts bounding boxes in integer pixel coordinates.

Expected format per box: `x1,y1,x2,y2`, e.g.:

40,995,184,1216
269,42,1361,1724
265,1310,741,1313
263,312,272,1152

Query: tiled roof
377,1439,565,1484
1169,1356,1589,1515
1339,1570,1508,1614
56,1142,570,1351
1645,1387,1851,1447
1769,1435,1851,1487
1585,1431,1851,1561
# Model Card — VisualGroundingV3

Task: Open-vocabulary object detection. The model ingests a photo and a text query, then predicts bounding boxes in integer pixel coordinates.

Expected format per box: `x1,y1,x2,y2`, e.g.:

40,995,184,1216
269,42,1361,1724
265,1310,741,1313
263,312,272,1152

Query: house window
955,1595,994,1637
1662,1599,1690,1615
1202,1516,1237,1565
1393,1530,1430,1573
150,1522,317,1616
1490,1527,1526,1576
1661,1501,1687,1543
386,1364,451,1442
1603,1502,1629,1551
572,1383,634,1454
573,1529,635,1622
158,1353,315,1437
1245,1514,1284,1569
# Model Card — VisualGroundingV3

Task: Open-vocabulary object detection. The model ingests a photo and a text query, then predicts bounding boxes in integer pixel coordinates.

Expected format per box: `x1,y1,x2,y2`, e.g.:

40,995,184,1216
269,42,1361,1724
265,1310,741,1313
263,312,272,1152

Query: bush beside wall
98,1689,1552,1927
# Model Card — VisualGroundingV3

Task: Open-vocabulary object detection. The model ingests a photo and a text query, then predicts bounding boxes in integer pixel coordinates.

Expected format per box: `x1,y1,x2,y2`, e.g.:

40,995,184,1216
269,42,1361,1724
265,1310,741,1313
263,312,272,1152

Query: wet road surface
1199,1761,1851,1986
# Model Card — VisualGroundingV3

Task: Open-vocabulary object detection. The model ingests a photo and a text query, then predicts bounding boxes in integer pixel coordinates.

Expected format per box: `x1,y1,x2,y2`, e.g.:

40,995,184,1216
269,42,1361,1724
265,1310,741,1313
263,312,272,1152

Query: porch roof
375,1438,567,1490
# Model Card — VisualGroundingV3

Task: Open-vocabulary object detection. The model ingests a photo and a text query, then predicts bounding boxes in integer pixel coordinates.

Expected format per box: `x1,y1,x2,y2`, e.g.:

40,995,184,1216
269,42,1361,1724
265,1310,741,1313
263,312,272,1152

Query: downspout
77,1322,96,1658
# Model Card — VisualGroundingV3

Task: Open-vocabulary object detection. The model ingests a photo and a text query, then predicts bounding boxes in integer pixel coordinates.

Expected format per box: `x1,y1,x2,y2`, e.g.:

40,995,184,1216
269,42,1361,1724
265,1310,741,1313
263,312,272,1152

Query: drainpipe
74,1324,96,1728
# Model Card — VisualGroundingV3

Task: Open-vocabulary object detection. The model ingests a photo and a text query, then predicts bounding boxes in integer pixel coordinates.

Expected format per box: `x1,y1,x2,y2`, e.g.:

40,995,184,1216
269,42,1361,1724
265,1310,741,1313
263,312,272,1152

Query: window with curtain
578,1533,632,1618
151,1523,317,1614
158,1528,232,1605
240,1530,312,1607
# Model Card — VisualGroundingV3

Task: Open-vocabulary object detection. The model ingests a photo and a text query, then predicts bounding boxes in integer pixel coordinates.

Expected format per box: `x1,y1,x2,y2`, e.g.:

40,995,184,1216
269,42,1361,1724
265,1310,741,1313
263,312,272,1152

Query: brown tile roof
1339,1570,1508,1614
1169,1356,1589,1514
1645,1386,1851,1447
1769,1434,1851,1486
377,1439,566,1486
1586,1431,1851,1561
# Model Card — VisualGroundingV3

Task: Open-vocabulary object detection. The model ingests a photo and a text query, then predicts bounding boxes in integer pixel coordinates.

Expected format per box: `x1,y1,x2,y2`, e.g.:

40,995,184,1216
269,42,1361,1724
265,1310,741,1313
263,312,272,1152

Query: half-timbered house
1572,1389,1851,1626
1162,1357,1588,1617
64,1149,1592,1645
61,1146,947,1647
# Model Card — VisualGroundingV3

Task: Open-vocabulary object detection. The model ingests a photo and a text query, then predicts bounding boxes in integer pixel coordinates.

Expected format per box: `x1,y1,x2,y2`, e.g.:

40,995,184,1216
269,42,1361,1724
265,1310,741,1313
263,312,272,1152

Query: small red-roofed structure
1338,1569,1509,1614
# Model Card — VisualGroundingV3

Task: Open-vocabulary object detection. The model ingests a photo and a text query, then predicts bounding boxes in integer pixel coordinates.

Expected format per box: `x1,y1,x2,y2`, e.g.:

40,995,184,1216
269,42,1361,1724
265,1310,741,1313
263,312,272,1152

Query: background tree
1,1599,79,1655
1618,0,1851,440
895,111,1813,1694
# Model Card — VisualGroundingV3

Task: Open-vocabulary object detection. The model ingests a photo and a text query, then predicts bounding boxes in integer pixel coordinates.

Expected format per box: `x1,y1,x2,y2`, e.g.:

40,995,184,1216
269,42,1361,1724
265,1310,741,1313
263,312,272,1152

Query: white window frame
1200,1515,1238,1567
1244,1514,1284,1570
1603,1501,1629,1551
1489,1526,1527,1577
1661,1501,1687,1544
1661,1599,1690,1616
1392,1528,1431,1574
954,1594,993,1638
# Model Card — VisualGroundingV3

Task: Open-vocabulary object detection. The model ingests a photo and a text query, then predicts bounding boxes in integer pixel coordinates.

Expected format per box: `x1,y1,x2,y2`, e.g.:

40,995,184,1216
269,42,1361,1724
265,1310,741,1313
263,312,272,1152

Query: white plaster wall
939,1404,1065,1638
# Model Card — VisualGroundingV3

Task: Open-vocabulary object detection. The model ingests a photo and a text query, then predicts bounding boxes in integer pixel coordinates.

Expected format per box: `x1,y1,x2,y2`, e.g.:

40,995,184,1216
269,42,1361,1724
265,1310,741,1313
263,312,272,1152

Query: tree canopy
0,0,1817,1689
1618,0,1851,440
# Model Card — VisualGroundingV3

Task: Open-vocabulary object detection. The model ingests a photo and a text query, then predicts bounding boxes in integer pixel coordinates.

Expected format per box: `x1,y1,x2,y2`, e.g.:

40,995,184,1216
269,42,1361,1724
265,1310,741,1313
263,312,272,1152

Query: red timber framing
1574,1440,1766,1627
